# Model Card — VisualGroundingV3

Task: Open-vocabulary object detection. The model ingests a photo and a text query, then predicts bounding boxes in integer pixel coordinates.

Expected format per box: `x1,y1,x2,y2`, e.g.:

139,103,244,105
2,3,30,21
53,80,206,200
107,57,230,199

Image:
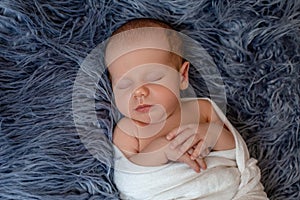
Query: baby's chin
128,115,166,126
130,104,168,124
128,114,167,139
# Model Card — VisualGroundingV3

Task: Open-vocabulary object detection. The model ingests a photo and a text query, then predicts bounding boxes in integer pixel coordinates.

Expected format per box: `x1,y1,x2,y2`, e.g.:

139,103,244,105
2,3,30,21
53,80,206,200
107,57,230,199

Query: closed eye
145,72,164,82
115,79,133,89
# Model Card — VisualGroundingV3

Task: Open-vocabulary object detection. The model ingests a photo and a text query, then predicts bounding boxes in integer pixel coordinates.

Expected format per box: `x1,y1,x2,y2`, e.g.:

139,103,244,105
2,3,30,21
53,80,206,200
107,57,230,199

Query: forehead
108,49,173,79
105,27,172,66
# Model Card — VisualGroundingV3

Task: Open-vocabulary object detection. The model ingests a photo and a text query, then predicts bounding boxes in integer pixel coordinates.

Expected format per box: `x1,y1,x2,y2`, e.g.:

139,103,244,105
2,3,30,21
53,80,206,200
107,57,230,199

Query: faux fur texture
0,0,299,199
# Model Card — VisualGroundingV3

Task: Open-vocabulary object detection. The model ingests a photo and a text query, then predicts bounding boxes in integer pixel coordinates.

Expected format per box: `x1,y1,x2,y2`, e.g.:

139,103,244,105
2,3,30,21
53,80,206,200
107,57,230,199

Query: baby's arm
129,136,201,171
201,99,235,151
166,99,235,160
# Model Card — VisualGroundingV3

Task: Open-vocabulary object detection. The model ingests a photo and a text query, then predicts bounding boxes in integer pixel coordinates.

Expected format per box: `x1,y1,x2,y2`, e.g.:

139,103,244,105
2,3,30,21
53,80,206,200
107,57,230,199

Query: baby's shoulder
181,97,212,106
181,98,213,121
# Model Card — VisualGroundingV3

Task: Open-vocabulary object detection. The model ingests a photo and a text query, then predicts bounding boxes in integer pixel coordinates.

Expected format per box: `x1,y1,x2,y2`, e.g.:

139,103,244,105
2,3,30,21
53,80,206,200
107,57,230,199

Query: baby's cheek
114,93,131,114
160,71,180,87
157,80,181,97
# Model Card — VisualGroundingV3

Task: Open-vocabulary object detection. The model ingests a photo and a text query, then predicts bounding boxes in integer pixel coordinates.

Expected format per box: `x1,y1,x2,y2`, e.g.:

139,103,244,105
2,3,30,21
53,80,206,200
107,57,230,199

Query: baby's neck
133,103,183,141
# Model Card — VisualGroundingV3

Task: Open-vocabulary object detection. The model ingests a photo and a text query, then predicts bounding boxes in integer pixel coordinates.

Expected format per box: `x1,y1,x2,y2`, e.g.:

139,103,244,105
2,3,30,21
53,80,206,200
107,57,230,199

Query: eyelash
115,74,164,90
116,80,132,89
146,74,163,82
116,85,130,89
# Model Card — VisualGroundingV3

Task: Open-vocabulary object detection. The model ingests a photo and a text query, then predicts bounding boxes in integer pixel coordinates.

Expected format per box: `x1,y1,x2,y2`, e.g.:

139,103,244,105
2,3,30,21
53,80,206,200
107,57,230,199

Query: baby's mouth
135,104,152,113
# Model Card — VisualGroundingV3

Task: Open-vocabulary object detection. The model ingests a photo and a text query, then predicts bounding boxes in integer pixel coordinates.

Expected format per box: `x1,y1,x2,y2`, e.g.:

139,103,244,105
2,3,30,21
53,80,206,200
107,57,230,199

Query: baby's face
108,49,186,124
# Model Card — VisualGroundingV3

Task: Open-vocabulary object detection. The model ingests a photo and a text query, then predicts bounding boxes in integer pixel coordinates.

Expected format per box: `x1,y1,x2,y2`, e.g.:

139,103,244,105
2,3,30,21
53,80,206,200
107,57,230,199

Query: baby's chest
136,126,173,151
136,120,194,151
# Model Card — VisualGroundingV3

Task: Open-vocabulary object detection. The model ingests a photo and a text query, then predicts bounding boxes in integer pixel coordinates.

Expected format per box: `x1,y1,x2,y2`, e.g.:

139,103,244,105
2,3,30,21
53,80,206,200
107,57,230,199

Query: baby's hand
187,148,207,171
159,138,203,173
177,152,204,173
166,147,207,173
166,123,219,155
166,123,218,163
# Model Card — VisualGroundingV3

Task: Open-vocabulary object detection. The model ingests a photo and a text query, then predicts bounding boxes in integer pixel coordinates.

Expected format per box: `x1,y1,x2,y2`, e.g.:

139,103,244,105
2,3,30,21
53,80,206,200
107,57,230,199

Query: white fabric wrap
113,98,268,200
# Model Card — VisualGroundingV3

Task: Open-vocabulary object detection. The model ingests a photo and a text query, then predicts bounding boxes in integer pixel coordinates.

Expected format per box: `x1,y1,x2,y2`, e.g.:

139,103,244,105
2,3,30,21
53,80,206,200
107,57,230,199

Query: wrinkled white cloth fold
113,98,268,200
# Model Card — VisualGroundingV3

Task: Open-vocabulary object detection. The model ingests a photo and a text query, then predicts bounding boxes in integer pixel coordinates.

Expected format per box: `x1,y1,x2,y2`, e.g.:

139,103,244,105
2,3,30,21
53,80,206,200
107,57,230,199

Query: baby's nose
133,85,149,98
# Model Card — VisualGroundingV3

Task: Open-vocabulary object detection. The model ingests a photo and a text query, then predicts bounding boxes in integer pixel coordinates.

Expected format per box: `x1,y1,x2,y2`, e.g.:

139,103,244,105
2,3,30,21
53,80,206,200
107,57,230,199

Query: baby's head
106,18,184,69
105,18,190,124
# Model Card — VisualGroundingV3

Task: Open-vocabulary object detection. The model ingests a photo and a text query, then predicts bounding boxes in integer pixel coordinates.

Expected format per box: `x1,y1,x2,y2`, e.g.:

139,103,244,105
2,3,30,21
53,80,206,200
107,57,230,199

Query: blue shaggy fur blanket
0,0,299,199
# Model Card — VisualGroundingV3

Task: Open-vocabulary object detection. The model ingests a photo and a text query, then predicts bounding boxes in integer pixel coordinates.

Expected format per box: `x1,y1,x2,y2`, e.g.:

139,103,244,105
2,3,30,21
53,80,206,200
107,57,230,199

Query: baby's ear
179,61,190,90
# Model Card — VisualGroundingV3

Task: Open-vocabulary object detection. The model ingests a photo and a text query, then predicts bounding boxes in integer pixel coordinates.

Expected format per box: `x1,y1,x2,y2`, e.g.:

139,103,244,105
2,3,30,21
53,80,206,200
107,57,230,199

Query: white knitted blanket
113,99,268,200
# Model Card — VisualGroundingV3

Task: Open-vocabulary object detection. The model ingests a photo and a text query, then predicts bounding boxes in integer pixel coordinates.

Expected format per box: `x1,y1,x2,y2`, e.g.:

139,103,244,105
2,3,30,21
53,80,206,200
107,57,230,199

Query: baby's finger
196,157,207,170
179,136,195,153
190,140,204,160
170,129,193,150
166,124,191,140
179,153,200,173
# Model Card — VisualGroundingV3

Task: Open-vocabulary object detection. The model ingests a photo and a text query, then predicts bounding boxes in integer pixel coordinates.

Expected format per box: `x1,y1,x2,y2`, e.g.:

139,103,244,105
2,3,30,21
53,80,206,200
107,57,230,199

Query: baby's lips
135,104,152,112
